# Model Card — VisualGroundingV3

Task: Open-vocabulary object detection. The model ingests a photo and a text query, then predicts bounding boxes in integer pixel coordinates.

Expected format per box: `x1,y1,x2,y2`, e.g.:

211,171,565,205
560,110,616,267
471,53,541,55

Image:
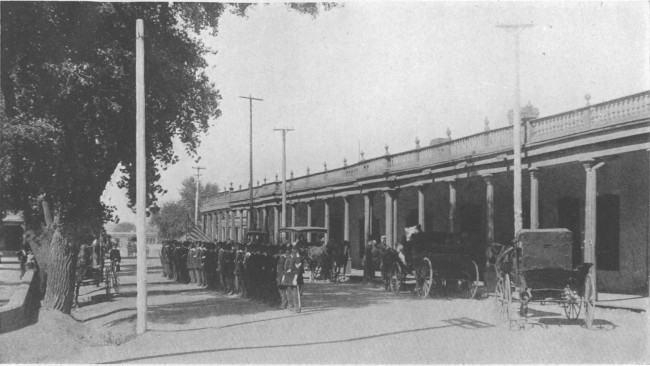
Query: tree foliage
110,221,137,233
1,2,223,228
1,2,339,314
1,2,223,313
151,201,190,240
178,176,220,222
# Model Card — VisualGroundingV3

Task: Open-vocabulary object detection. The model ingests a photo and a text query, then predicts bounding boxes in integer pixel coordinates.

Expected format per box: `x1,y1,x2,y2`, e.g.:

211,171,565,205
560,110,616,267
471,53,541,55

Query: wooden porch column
449,180,457,233
385,191,394,247
208,213,214,239
583,160,605,299
273,205,280,244
484,174,494,242
324,199,331,242
364,193,373,243
230,210,236,241
530,168,540,229
239,210,245,242
291,203,297,242
262,207,268,233
392,191,399,245
343,196,350,242
418,185,426,231
307,201,313,242
221,212,226,241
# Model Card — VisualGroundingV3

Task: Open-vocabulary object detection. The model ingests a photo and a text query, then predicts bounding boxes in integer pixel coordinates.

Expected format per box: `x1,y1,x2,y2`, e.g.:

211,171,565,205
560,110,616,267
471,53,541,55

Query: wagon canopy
515,228,573,271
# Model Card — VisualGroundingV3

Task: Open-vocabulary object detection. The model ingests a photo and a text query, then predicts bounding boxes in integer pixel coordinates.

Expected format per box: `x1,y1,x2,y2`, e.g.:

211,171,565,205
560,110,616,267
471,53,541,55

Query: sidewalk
596,293,648,313
347,268,648,312
0,256,23,307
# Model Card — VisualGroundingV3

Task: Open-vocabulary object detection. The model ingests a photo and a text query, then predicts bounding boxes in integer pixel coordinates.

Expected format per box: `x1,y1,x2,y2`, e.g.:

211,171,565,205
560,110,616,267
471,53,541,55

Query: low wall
0,270,41,333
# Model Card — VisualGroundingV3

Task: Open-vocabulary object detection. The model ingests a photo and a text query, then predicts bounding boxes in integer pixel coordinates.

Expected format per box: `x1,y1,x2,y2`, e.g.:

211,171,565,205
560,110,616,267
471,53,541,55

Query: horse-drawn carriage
492,229,595,328
278,226,349,283
388,226,480,299
74,243,120,308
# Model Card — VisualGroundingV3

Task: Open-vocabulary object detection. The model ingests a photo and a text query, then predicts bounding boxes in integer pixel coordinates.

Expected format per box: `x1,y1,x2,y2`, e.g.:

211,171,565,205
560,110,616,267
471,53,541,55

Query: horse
328,240,350,282
378,244,401,290
306,243,330,282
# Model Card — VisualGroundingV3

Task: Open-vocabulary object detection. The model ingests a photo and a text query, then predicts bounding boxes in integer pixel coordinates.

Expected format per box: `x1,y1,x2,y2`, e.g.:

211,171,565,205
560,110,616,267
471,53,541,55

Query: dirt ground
1,258,648,364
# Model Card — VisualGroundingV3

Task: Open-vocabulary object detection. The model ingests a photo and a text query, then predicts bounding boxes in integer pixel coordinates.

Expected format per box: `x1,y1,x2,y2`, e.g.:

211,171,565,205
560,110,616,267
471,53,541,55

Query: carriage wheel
562,278,581,320
584,270,595,329
390,263,402,294
462,260,480,299
494,273,511,322
417,258,433,299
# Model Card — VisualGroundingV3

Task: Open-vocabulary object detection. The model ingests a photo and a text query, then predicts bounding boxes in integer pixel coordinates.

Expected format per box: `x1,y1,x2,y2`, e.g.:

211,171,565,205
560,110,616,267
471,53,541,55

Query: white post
135,19,147,335
498,23,532,236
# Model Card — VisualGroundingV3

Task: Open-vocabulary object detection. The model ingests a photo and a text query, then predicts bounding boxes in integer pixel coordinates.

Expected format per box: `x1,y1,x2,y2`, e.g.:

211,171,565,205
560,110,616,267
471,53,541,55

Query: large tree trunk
26,199,85,315
28,224,78,314
42,228,77,313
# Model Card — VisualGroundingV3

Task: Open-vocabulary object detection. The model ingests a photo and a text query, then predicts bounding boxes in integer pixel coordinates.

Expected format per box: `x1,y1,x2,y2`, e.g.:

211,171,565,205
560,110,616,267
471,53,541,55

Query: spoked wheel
562,278,581,320
390,263,402,294
584,270,595,329
416,258,433,299
494,273,511,323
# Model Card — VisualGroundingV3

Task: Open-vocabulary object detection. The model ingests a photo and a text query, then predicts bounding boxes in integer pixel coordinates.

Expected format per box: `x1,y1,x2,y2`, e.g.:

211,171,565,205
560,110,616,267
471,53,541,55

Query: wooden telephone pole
498,23,533,235
135,19,147,335
240,95,263,231
274,127,294,241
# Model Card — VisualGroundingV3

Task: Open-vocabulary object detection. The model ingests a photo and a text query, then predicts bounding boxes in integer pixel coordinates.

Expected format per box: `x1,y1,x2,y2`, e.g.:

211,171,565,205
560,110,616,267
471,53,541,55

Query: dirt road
1,258,647,364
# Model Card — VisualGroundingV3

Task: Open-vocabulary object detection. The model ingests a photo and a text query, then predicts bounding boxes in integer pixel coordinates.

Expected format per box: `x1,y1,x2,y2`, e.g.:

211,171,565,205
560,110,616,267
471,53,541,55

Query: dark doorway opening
557,196,581,268
596,194,620,271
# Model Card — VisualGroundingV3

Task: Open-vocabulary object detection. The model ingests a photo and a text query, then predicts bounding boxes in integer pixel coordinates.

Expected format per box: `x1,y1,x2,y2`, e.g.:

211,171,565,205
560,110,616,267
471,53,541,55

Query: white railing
204,91,650,209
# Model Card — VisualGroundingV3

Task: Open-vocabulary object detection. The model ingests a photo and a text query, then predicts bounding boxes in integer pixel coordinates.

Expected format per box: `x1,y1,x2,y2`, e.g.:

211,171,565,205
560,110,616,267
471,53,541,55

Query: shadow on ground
102,317,493,364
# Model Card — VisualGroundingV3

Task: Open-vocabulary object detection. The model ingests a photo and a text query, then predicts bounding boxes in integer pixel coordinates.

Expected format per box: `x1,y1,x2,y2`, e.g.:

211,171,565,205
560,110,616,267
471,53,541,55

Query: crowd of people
159,239,305,312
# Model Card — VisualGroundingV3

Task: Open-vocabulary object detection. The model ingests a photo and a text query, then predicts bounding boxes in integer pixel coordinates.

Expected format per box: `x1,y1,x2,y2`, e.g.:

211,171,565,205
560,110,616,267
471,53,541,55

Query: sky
102,1,650,224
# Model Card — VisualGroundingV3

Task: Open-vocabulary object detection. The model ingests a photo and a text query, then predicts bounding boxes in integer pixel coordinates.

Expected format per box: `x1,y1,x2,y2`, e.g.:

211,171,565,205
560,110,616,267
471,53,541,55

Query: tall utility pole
135,19,147,335
192,165,205,225
498,23,532,235
240,95,263,231
274,128,294,241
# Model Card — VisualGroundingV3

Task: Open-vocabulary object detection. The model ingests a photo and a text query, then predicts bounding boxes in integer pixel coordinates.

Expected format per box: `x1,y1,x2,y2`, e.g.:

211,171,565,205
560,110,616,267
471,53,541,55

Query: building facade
201,91,650,295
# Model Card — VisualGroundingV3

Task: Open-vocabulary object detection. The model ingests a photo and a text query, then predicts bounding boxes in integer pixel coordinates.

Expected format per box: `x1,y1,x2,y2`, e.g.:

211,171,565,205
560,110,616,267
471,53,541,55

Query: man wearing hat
284,239,303,312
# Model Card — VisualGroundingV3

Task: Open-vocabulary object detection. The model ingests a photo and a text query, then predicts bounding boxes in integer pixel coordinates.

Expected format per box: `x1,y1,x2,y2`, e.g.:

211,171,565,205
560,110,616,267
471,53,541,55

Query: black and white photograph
0,1,648,363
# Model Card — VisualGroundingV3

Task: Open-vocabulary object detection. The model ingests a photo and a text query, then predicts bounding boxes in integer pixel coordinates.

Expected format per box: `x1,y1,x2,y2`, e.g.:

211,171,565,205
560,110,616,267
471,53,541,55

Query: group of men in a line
159,239,305,312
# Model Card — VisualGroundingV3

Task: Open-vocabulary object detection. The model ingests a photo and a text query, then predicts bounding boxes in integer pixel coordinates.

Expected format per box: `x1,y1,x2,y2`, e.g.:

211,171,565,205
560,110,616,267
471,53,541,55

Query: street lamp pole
240,95,263,231
274,127,294,242
498,23,532,235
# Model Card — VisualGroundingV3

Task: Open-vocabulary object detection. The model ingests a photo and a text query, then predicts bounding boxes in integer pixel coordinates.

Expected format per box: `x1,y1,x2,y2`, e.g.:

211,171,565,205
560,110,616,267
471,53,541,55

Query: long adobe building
200,91,650,295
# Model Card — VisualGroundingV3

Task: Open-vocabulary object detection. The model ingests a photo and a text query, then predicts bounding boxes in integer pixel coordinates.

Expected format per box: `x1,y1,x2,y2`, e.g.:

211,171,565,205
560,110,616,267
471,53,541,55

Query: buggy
493,229,595,328
389,227,480,299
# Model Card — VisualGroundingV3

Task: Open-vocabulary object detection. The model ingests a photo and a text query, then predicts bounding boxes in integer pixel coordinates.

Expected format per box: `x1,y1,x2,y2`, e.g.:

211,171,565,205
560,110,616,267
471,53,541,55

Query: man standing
283,241,303,313
276,244,288,309
109,242,121,275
